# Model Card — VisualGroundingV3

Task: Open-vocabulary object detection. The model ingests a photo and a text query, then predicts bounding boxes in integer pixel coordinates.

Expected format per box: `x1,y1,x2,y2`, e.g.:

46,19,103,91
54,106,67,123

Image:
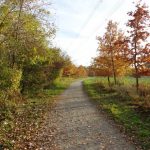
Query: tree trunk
113,67,117,85
11,0,24,69
135,65,139,93
110,49,117,85
107,76,110,87
134,31,139,93
136,75,139,93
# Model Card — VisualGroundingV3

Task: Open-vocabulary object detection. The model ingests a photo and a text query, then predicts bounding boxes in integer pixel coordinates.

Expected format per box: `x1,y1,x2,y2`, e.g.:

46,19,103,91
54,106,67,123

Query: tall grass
88,76,150,108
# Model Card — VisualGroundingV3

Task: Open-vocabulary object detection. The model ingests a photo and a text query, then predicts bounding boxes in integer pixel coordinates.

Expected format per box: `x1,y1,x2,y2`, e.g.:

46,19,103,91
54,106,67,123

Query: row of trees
0,0,87,101
63,64,87,78
90,1,150,92
0,0,58,95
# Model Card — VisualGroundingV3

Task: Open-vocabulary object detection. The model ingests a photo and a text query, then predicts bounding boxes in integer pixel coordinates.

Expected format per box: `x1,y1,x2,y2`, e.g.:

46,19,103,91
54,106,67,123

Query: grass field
83,77,150,150
91,76,150,86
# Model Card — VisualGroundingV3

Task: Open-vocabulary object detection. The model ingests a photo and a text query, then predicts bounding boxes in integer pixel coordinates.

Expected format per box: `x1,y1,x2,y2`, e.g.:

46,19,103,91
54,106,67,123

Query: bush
10,69,22,93
21,64,47,92
0,66,22,95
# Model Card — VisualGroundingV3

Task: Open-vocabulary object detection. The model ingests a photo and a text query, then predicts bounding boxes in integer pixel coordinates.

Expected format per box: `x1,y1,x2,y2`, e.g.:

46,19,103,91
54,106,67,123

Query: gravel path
36,80,137,150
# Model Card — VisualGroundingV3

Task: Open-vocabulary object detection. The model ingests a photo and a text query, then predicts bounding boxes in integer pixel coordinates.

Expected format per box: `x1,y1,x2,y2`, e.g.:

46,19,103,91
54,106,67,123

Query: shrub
0,66,22,95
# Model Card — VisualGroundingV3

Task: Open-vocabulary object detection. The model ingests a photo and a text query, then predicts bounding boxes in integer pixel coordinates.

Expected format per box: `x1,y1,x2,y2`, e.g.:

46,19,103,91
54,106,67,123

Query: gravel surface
36,80,137,150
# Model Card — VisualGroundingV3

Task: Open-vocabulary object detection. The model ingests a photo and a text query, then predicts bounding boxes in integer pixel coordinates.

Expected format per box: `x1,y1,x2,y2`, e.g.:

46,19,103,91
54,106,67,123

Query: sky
52,0,150,66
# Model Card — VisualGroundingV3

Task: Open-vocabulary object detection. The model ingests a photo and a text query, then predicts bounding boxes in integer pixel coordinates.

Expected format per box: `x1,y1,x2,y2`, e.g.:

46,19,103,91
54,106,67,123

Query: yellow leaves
10,69,22,92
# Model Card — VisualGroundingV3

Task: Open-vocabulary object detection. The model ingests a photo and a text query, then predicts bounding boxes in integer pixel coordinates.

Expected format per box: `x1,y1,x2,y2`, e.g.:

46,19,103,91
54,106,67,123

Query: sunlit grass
87,76,150,86
83,77,150,150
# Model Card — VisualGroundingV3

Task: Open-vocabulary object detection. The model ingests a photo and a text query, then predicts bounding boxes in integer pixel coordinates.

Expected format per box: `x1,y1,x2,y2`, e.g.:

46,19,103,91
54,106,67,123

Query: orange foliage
127,1,150,91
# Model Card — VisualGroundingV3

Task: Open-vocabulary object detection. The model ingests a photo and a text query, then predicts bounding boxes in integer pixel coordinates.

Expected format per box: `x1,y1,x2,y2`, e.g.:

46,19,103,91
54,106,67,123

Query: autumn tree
92,56,112,86
76,65,87,77
127,1,150,92
63,62,77,77
96,21,129,84
113,33,130,76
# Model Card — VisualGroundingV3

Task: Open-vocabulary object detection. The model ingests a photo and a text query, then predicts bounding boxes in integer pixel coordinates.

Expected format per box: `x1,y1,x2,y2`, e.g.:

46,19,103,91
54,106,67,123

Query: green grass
86,76,150,86
0,77,75,149
83,77,150,150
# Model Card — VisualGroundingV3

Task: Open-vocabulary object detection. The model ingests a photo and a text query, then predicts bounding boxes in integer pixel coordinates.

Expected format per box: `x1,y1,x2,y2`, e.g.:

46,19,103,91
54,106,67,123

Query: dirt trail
36,80,137,150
